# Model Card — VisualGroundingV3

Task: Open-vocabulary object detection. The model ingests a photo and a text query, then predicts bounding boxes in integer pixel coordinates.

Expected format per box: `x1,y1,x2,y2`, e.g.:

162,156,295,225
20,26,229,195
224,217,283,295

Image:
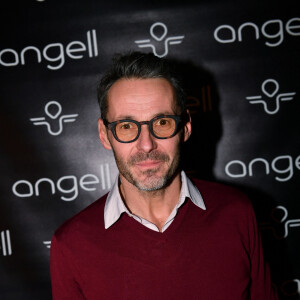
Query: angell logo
12,163,111,201
1,230,12,256
214,17,300,47
0,29,98,70
186,86,213,114
225,154,300,182
246,79,296,114
135,22,184,58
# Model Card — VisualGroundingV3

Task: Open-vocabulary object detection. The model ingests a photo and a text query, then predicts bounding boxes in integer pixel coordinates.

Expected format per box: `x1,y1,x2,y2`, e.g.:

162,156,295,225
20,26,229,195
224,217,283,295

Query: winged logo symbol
260,206,300,239
30,101,78,136
246,79,296,114
135,22,184,58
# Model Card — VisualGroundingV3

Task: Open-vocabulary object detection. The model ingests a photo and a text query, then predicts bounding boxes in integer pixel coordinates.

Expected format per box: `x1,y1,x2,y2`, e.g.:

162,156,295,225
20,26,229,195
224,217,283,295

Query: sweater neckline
120,199,192,239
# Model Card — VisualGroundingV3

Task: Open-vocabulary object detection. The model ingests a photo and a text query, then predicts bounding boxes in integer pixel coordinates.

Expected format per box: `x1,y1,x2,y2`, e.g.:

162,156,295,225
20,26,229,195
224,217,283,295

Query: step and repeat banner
0,1,299,299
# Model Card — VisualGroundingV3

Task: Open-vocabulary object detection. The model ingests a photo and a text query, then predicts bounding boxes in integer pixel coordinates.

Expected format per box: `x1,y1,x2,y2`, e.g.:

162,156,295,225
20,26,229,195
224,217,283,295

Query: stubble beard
113,148,181,192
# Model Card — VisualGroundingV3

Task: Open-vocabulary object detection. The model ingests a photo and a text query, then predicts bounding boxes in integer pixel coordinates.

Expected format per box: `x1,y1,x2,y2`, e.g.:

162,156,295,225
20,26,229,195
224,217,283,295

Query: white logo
30,101,78,136
246,79,296,114
1,230,12,256
260,206,300,239
225,154,300,182
0,30,98,70
214,17,300,47
43,241,51,249
280,279,300,297
12,163,111,201
134,22,184,58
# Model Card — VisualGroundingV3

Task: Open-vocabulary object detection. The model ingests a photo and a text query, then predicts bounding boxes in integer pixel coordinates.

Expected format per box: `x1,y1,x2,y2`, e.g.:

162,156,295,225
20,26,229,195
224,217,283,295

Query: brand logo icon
280,279,300,297
260,206,300,239
1,230,12,256
134,22,184,58
43,241,51,249
30,101,78,136
246,79,296,114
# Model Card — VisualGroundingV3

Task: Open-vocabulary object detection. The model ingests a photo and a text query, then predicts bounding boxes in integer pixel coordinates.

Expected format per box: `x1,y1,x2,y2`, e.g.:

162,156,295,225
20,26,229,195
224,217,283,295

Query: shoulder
191,178,248,199
53,193,108,244
190,178,253,215
188,178,258,248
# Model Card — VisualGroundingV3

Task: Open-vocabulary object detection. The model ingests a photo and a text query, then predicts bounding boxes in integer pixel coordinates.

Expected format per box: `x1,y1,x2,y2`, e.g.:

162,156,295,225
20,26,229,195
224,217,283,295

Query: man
50,52,277,299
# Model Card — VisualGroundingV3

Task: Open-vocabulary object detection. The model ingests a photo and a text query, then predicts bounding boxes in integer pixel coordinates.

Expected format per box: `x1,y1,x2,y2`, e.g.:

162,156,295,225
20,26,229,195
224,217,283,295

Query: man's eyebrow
115,112,175,121
153,112,175,117
115,115,135,120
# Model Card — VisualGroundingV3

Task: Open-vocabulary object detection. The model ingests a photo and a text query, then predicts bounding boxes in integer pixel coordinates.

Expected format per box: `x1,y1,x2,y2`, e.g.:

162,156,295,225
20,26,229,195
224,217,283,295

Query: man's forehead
106,78,178,119
108,77,174,95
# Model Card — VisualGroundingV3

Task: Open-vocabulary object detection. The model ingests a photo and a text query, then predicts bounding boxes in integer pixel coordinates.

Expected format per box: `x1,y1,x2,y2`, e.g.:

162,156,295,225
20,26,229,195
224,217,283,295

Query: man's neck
119,174,182,232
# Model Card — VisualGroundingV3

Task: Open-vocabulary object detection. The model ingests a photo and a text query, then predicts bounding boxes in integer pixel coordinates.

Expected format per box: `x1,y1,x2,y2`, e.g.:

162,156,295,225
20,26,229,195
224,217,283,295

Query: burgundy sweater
50,179,277,300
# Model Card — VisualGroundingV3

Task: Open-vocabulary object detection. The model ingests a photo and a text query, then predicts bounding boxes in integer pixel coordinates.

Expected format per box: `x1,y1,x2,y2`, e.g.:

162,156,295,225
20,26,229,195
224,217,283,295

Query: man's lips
135,160,162,168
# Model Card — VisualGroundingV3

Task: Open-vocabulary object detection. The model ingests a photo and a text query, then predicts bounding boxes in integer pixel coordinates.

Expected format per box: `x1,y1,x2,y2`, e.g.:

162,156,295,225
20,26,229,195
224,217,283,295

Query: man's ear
183,110,192,142
98,118,112,150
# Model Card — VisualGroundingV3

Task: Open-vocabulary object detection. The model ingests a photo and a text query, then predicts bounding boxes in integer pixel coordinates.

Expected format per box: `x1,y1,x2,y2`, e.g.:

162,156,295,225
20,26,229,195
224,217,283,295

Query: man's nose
136,124,157,153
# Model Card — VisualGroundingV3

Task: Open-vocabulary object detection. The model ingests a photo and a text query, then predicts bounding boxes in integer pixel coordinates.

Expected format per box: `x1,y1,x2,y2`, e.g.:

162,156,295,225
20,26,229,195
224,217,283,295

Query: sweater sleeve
247,202,278,300
50,234,85,300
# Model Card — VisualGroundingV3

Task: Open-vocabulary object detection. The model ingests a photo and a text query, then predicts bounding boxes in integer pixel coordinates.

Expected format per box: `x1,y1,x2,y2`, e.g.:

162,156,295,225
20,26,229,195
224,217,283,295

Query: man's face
98,78,191,191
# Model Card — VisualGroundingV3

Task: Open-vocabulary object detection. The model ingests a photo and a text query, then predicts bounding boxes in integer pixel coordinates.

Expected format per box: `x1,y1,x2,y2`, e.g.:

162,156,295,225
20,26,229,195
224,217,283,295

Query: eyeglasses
103,115,181,143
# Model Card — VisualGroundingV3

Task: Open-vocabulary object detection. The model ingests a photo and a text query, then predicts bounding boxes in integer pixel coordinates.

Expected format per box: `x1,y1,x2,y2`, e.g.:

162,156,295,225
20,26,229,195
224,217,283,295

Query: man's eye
157,119,169,126
120,123,133,129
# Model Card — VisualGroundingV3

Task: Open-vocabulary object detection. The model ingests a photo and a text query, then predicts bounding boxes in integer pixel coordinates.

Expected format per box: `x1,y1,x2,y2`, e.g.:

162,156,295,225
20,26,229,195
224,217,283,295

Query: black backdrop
0,1,299,299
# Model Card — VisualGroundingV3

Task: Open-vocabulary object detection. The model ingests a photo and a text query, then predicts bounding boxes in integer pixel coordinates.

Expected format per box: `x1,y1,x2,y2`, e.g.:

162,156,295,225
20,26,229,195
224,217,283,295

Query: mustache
128,151,170,165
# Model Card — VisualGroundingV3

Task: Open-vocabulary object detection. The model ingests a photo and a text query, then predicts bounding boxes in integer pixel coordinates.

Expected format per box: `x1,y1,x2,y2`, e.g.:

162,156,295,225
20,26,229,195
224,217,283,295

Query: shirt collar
104,171,206,229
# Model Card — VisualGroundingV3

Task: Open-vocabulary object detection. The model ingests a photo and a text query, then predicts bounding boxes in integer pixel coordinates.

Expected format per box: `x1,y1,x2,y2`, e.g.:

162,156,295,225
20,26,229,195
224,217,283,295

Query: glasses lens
115,121,139,142
152,117,176,138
